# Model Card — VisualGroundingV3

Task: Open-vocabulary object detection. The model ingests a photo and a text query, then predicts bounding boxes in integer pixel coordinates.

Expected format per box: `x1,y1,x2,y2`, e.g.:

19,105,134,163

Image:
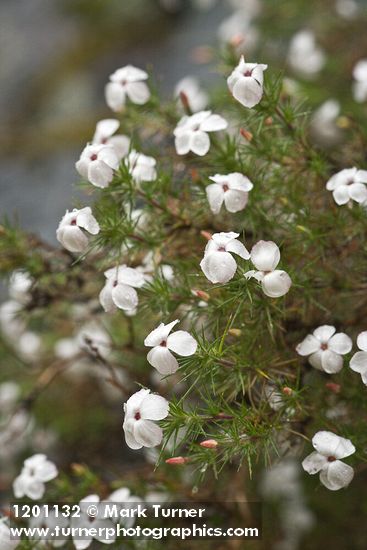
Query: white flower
245,241,292,298
227,56,267,108
92,119,130,160
108,487,142,527
75,144,119,188
350,331,367,384
310,99,341,144
144,319,197,375
0,381,20,413
18,331,42,362
9,270,33,305
352,59,367,102
336,0,359,20
218,12,259,51
200,232,250,284
71,495,115,549
56,207,100,253
29,510,69,547
0,518,18,550
206,172,253,214
123,389,169,450
13,454,58,500
174,110,228,156
174,76,208,112
264,384,283,411
0,301,26,341
326,168,367,206
99,265,145,313
105,65,150,111
296,325,352,373
288,30,326,77
126,150,157,183
302,431,355,490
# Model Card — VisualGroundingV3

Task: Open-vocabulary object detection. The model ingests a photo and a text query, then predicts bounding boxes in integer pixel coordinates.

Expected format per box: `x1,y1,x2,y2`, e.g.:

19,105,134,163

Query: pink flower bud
165,456,188,465
200,439,218,449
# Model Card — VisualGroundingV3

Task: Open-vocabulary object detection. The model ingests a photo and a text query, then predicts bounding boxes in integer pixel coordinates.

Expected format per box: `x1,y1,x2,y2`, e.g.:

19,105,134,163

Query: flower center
218,246,226,252
70,219,77,226
327,456,336,462
192,125,200,132
134,412,141,420
90,154,98,161
320,343,328,351
113,280,118,287
222,184,229,192
160,340,167,347
243,70,253,76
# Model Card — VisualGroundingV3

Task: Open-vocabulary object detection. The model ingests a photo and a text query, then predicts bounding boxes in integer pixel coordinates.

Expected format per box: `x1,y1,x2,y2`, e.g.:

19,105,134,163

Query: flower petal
319,461,354,490
349,183,367,203
302,451,328,474
167,331,197,356
99,283,116,313
147,347,179,374
200,251,237,283
312,431,355,459
232,77,263,108
308,350,324,370
261,270,292,298
105,82,125,112
225,239,250,259
133,419,163,448
320,349,344,373
140,395,169,420
313,325,336,342
76,208,100,235
112,284,138,311
350,351,367,374
57,227,89,253
190,131,210,156
328,332,352,355
224,189,249,212
175,133,191,155
200,114,228,132
296,334,320,356
144,320,180,347
206,184,224,214
250,240,280,271
123,419,142,450
126,81,150,104
118,267,145,288
88,162,113,188
332,185,350,205
357,331,367,352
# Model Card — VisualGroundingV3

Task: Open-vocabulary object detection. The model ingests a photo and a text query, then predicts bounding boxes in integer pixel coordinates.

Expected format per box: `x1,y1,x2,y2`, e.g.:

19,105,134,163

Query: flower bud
282,387,293,396
192,289,210,301
228,328,242,337
325,382,341,394
240,128,253,142
200,230,213,241
200,439,218,449
165,456,188,465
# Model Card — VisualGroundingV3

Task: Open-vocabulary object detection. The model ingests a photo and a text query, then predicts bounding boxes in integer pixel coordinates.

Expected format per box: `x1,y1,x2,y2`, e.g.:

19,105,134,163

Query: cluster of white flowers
352,59,367,103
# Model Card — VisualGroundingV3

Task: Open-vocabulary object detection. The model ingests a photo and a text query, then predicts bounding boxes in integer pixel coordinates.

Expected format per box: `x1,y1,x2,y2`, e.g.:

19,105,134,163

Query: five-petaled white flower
71,495,115,549
126,150,157,183
174,76,208,113
75,144,119,188
245,241,292,298
56,207,100,253
350,331,367,384
200,232,250,284
13,454,58,500
174,110,228,156
105,65,150,112
326,167,367,206
99,265,145,313
206,172,253,214
352,59,367,103
302,431,355,491
296,325,352,373
144,319,197,375
227,56,267,108
123,389,169,450
92,119,130,160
